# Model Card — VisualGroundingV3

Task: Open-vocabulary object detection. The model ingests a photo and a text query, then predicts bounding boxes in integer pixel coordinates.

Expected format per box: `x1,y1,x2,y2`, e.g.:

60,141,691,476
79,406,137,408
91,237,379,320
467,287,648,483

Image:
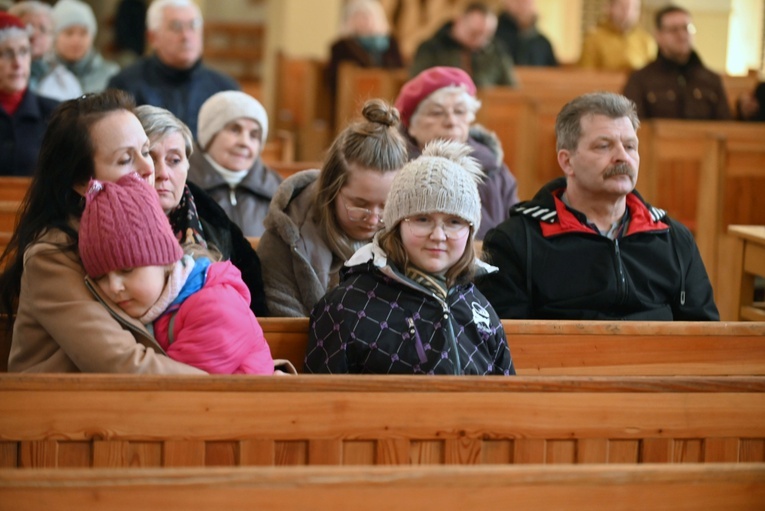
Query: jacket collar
656,49,703,72
344,236,498,275
512,177,669,237
188,143,279,198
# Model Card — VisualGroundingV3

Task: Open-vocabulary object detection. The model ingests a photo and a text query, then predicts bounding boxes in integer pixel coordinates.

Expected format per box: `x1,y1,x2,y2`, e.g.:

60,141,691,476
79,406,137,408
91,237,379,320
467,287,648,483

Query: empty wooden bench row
2,463,764,511
0,374,763,469
2,315,764,375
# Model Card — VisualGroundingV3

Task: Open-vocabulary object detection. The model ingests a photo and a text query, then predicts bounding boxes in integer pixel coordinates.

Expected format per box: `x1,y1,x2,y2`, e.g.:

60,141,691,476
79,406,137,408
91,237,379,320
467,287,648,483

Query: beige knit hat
197,91,269,149
383,139,483,233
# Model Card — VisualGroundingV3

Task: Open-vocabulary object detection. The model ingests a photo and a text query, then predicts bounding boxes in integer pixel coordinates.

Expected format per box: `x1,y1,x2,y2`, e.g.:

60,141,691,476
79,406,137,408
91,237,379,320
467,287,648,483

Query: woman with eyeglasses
0,12,59,176
304,140,515,375
257,99,408,317
395,66,519,240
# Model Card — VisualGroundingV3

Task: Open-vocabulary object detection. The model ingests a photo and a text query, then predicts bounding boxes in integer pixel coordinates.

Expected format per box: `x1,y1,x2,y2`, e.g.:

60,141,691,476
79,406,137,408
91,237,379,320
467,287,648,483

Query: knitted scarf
405,266,448,301
167,184,207,248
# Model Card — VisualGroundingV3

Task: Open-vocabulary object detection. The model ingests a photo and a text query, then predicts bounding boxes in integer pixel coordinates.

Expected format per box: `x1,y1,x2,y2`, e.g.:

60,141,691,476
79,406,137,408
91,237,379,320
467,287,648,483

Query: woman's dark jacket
188,181,268,316
0,90,58,176
305,243,515,375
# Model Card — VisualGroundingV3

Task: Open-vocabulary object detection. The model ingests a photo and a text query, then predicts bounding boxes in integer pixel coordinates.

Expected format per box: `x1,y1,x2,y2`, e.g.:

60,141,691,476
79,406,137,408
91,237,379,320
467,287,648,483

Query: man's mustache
604,163,635,179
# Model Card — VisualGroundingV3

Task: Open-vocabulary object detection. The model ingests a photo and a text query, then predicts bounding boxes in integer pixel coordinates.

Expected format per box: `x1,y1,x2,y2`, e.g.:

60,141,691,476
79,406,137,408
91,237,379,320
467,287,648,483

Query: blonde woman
257,99,408,317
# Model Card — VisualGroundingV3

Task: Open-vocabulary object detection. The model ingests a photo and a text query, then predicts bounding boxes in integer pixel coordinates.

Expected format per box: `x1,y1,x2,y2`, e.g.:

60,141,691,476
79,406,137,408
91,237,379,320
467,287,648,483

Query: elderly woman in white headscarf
187,90,283,237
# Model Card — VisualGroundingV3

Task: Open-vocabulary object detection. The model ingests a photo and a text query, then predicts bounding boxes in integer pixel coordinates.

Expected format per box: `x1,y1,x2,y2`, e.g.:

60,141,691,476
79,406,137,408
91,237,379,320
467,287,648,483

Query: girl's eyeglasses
403,216,471,239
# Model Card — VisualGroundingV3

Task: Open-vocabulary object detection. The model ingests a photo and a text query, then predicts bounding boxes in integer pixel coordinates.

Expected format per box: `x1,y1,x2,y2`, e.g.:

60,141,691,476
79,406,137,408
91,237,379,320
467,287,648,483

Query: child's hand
273,369,292,376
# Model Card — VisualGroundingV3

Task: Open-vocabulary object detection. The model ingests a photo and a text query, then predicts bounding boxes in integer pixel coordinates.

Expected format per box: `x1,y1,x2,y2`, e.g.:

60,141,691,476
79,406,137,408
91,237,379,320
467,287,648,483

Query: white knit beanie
383,139,483,233
197,91,269,149
52,0,97,36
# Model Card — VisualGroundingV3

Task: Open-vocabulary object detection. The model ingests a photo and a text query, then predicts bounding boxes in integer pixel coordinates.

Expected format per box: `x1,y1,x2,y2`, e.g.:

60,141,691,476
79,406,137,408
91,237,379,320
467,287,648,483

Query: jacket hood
263,169,320,245
468,125,504,171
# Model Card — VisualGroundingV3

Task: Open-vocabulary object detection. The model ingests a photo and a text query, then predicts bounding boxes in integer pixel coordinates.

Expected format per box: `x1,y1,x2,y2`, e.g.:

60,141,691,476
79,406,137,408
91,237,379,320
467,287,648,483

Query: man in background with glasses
622,4,731,120
108,0,239,138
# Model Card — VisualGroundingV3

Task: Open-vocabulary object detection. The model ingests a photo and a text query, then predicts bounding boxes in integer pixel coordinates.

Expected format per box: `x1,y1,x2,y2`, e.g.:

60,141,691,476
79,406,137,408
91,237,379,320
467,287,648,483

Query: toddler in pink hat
79,173,275,375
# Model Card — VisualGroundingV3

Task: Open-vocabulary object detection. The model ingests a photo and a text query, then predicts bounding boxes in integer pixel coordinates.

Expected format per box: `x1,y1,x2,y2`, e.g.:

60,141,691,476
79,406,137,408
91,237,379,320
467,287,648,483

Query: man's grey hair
146,0,202,31
555,92,640,152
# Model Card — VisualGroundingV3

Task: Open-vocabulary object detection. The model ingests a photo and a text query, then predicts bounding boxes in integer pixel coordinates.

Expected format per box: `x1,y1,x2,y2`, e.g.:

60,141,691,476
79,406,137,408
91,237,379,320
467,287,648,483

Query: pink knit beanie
79,173,183,278
394,66,477,128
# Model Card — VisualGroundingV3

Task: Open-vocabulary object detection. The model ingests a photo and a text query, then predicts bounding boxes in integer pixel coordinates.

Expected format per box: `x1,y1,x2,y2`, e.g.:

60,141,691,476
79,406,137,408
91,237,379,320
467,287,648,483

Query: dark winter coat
107,54,239,137
477,177,719,320
0,89,58,176
305,243,515,375
623,51,731,120
495,13,557,67
410,22,518,87
187,181,269,316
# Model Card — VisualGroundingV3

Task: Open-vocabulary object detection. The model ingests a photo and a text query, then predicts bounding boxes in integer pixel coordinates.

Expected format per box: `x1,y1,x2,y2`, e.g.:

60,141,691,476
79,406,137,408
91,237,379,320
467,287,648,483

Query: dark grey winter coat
305,243,515,375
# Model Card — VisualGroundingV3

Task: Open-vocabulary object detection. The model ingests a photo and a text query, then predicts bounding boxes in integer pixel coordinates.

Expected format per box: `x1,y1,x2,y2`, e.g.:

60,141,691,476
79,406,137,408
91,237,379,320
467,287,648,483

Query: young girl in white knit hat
304,140,515,375
78,172,282,375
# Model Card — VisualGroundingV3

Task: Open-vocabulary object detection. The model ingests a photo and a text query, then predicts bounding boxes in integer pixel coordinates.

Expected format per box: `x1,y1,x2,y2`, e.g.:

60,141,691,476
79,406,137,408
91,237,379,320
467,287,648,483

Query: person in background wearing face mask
578,0,655,72
187,91,282,238
0,11,58,176
495,0,557,67
9,1,81,101
325,0,403,127
410,2,517,87
107,0,239,138
477,92,718,321
51,0,119,93
623,4,730,120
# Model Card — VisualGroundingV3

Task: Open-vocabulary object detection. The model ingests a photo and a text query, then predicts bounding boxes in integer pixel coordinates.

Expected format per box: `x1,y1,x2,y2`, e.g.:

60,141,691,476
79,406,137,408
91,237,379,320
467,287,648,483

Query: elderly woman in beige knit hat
187,90,283,237
304,139,515,376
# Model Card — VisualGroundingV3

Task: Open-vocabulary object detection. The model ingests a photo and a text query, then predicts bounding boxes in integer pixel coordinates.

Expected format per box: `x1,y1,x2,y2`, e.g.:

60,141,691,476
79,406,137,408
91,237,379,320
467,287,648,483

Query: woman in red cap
0,11,59,176
394,66,519,239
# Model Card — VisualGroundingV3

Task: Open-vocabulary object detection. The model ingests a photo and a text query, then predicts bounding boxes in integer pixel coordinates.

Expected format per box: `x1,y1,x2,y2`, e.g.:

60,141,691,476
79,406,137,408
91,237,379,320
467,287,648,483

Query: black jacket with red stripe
477,178,719,320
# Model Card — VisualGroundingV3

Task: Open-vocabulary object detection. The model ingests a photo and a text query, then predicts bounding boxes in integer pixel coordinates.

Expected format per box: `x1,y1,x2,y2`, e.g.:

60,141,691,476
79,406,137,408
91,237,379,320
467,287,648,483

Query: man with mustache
477,92,718,320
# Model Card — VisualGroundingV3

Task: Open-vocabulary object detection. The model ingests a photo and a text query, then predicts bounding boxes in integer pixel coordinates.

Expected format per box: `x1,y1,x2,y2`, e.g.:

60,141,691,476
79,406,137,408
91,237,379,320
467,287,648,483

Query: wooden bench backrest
260,130,296,166
202,21,265,83
334,64,409,134
273,53,332,161
0,201,20,233
255,317,765,376
637,121,765,318
0,177,31,201
2,463,764,511
1,374,763,469
2,316,765,376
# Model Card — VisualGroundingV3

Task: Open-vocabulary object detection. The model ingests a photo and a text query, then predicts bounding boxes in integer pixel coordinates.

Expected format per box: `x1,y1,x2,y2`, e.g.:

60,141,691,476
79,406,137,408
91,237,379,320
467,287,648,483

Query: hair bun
361,98,400,128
